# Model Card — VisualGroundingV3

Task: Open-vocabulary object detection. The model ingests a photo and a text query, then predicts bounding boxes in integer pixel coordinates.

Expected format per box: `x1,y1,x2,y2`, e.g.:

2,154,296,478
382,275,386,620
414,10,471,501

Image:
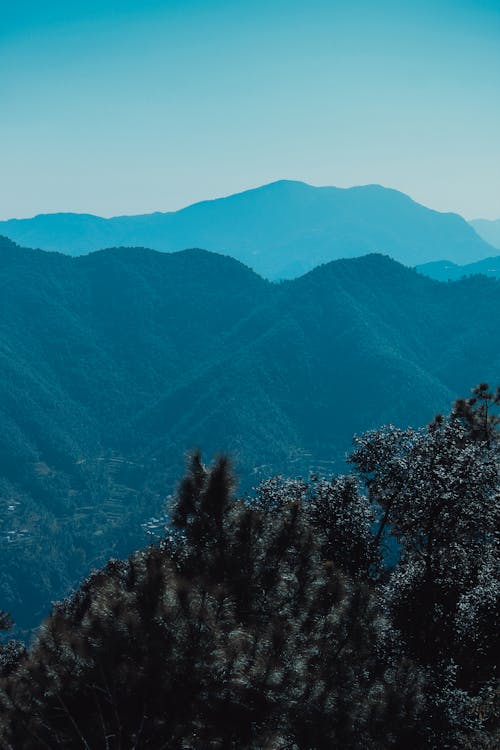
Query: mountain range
0,181,495,279
416,255,500,281
0,234,498,632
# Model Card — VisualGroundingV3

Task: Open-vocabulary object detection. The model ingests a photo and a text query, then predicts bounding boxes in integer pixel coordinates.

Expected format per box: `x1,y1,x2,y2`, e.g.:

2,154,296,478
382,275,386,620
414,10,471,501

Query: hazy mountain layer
0,235,498,631
416,255,500,281
470,218,500,249
1,181,494,278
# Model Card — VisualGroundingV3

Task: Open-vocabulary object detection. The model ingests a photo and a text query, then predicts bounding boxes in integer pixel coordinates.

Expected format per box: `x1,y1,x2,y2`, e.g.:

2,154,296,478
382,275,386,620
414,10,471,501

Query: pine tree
453,383,500,446
0,455,423,749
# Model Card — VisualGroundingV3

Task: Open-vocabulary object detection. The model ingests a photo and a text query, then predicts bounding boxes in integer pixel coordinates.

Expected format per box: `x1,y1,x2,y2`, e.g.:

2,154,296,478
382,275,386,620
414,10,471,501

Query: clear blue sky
1,0,499,220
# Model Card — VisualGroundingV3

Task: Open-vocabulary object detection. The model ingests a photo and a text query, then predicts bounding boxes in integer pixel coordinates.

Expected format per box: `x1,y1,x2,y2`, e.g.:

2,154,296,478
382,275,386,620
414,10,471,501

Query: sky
1,0,499,220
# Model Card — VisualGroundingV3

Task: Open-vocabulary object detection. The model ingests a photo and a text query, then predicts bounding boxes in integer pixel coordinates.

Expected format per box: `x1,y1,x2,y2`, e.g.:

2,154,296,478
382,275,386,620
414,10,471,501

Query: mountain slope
0,236,498,632
470,218,500,249
1,181,494,278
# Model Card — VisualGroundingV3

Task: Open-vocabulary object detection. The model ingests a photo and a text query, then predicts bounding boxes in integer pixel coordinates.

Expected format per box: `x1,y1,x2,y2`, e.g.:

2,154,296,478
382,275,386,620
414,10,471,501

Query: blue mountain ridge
470,217,500,250
1,180,494,278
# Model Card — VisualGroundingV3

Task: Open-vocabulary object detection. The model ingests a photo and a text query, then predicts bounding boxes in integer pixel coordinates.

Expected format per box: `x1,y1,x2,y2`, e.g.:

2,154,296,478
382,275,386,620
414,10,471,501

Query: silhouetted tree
453,383,500,447
0,455,423,749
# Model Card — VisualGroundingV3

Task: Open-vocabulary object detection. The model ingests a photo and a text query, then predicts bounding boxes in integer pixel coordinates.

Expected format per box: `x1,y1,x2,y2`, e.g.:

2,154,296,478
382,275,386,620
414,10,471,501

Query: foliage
253,473,380,581
349,388,499,745
452,382,500,446
0,456,424,749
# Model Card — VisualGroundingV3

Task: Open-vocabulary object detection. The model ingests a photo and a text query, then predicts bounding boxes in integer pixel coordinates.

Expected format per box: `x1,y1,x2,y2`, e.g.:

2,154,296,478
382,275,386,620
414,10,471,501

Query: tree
0,613,25,680
453,383,500,447
254,473,380,581
0,455,423,749
349,391,499,745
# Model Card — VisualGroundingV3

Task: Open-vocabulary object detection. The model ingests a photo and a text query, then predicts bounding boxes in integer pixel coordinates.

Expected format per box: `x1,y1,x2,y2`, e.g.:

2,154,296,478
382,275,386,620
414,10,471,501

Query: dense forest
0,385,498,748
0,235,499,634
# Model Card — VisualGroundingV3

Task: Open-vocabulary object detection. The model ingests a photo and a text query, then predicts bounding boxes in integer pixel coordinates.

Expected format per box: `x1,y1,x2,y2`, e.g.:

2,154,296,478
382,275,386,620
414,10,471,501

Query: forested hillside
0,235,499,632
0,181,494,278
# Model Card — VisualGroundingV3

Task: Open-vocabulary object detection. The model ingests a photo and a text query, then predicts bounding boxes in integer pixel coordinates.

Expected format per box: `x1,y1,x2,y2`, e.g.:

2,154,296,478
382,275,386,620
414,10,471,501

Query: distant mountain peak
0,183,495,277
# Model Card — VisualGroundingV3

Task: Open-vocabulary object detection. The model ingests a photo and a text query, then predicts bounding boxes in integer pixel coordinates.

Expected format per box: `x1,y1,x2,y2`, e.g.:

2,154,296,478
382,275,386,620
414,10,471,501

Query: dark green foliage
0,456,425,749
349,388,499,747
452,382,500,446
0,614,25,680
254,474,380,581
